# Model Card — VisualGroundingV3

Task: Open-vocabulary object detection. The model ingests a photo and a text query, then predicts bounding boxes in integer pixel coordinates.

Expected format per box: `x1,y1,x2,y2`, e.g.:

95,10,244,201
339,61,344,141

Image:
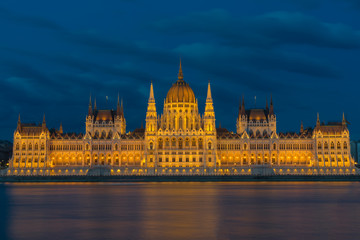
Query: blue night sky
1,0,360,141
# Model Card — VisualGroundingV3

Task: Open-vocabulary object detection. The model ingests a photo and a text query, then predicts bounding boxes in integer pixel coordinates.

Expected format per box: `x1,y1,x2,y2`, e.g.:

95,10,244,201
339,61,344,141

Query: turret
204,81,215,133
145,81,157,134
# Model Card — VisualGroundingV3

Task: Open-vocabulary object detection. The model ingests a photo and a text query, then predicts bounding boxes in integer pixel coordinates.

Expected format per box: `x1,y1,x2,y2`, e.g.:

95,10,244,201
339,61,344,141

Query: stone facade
6,63,358,176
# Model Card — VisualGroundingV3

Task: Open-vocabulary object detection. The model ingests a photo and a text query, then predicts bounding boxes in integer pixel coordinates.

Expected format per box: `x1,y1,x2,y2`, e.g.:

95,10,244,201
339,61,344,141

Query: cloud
151,9,360,49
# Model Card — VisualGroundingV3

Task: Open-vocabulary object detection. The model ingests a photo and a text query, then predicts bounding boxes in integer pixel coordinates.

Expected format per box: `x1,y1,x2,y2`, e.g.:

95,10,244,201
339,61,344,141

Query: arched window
344,142,348,150
158,138,163,149
330,142,335,150
86,144,90,151
337,142,341,149
256,130,260,136
273,143,276,150
108,131,113,139
324,142,328,149
149,142,154,150
198,138,203,149
15,143,19,151
40,143,45,151
208,141,212,150
178,138,182,149
165,138,170,147
101,131,106,139
171,138,176,147
192,138,196,147
185,138,190,147
35,143,38,150
28,144,32,150
115,144,118,151
244,143,247,150
318,142,322,150
22,143,26,150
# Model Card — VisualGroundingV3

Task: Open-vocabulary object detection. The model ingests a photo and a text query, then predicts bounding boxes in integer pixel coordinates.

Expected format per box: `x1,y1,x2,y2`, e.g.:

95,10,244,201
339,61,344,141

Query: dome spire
178,58,183,81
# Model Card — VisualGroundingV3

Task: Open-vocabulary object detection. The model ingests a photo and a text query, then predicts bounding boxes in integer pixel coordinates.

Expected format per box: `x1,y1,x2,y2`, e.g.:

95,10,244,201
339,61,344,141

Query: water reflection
2,182,360,240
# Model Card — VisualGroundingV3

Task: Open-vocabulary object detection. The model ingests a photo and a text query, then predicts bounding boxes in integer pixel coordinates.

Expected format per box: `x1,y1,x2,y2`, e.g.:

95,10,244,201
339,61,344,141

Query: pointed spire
206,80,212,100
88,95,93,116
300,121,304,133
178,58,183,81
240,95,245,115
316,113,320,127
17,114,21,130
42,114,46,129
94,98,97,112
59,122,63,134
117,93,121,116
269,95,274,115
342,112,347,126
149,81,155,100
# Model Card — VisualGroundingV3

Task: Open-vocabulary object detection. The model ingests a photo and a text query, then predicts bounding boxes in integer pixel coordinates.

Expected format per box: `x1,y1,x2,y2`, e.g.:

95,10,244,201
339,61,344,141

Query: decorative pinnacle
178,58,183,81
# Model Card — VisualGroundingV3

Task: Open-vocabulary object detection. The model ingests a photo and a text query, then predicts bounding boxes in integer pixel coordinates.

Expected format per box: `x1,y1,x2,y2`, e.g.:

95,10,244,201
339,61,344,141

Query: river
0,182,359,240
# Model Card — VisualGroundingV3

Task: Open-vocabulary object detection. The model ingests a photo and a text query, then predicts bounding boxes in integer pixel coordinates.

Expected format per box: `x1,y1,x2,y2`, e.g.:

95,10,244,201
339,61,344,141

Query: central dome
165,61,196,104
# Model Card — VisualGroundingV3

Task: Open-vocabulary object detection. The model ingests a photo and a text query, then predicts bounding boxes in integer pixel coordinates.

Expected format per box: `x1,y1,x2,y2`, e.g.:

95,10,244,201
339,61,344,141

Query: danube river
0,182,359,240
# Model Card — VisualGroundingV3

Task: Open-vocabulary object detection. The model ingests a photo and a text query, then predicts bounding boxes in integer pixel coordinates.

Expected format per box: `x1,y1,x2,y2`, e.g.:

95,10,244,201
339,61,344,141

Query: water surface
0,182,359,240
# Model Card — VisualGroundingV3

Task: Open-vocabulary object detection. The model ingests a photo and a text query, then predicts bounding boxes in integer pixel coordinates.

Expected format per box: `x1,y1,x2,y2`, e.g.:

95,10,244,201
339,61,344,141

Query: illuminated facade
7,62,358,176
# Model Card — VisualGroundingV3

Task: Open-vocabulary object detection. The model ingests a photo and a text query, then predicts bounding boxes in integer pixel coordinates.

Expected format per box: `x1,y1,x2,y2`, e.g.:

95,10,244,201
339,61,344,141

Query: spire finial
316,113,320,127
240,95,245,115
88,94,93,116
17,113,21,130
59,122,63,134
300,121,304,133
117,93,121,116
42,114,46,129
206,80,212,100
342,112,347,126
149,81,155,100
178,58,183,81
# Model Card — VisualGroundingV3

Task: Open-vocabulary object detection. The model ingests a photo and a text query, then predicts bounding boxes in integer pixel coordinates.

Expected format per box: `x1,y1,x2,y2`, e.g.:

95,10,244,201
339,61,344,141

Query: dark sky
1,0,360,141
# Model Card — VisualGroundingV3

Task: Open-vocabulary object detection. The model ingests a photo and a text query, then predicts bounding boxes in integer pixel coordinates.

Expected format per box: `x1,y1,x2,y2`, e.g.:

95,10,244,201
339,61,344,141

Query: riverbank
1,175,360,182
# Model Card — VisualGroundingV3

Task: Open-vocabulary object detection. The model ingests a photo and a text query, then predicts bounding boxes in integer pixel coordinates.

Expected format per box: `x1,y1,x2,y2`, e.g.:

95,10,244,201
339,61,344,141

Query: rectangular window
179,158,182,162
159,158,162,162
166,158,169,162
186,158,189,162
207,157,211,162
172,158,175,162
193,158,196,162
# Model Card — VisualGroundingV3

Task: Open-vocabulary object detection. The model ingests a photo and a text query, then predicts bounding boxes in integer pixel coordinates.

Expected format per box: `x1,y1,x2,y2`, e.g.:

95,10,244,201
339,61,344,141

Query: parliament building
6,62,358,176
